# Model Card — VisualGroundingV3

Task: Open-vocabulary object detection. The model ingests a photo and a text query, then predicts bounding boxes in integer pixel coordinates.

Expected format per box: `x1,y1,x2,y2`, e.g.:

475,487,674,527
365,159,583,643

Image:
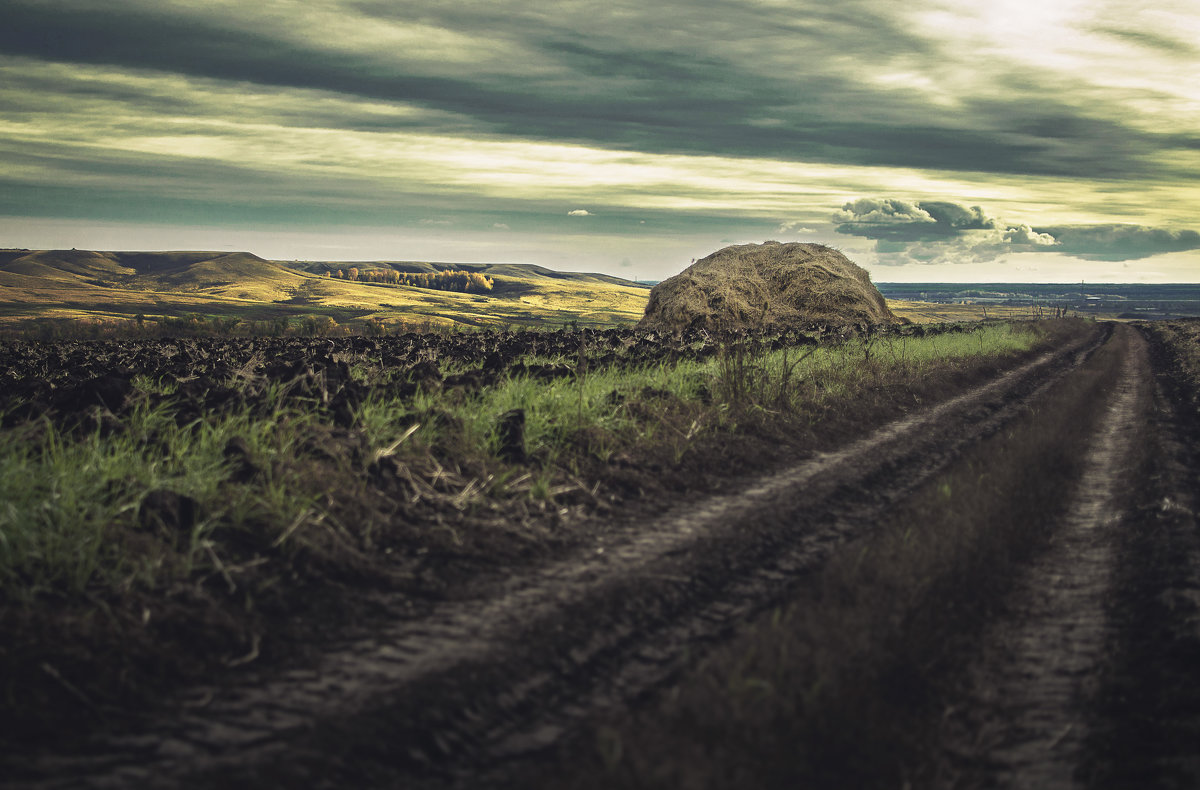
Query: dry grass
641,242,896,331
546,323,1131,790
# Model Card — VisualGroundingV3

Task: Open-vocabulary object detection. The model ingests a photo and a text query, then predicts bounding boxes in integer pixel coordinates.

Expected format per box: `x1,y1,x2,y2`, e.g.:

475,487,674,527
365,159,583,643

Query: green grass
0,390,325,603
0,323,1042,606
367,323,1037,462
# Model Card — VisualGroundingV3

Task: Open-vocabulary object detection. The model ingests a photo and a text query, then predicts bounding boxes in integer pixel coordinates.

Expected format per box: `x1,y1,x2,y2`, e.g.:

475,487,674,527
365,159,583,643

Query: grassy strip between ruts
533,323,1136,790
0,321,1068,744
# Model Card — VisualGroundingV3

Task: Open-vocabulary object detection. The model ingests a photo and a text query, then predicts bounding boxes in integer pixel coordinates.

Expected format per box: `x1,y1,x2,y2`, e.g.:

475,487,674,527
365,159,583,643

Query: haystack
639,241,897,331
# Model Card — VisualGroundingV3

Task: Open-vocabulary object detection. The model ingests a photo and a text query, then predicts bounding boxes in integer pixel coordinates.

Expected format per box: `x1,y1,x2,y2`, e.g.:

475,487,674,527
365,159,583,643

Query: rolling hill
0,249,654,331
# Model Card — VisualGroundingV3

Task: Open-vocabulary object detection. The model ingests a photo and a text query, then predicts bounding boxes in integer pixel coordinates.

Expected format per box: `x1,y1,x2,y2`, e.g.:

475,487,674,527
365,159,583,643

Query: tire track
936,328,1148,789
1085,323,1200,788
7,326,1108,789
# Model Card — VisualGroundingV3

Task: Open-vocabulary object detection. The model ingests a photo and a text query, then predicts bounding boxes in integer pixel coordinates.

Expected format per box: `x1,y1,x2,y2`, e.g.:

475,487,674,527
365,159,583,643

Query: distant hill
2,248,297,284
0,249,653,330
0,250,649,291
1,249,266,276
0,249,312,305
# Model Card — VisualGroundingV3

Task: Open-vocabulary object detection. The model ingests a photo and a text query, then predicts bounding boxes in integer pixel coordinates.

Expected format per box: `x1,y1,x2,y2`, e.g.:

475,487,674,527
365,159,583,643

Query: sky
2,0,1199,282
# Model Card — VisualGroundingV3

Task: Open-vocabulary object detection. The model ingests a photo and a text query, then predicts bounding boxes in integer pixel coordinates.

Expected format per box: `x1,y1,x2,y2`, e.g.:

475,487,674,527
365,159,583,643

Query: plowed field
3,319,1198,788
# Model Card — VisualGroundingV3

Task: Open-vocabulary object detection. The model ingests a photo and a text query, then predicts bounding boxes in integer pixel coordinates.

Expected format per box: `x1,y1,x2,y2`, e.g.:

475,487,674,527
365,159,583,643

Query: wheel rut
7,327,1109,789
1084,324,1200,788
935,328,1149,788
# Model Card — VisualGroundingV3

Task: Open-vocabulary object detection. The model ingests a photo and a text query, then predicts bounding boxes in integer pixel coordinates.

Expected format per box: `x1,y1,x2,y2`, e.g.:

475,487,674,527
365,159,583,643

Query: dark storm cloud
0,55,475,137
0,4,481,114
0,125,730,237
1,0,1193,181
835,198,1200,263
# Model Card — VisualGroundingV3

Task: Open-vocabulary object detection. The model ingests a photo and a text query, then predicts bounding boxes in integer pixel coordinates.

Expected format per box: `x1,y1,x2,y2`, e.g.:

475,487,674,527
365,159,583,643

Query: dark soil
1084,322,1200,788
0,320,1123,788
0,323,900,429
11,318,1200,788
0,324,853,751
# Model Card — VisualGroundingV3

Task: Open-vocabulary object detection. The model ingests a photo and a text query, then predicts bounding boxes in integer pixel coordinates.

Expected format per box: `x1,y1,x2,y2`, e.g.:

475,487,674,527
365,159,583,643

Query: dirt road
935,327,1152,787
8,321,1199,788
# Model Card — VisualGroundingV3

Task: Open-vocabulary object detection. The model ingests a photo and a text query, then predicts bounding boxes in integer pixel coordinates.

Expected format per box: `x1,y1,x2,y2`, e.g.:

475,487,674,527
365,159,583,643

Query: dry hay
639,241,898,331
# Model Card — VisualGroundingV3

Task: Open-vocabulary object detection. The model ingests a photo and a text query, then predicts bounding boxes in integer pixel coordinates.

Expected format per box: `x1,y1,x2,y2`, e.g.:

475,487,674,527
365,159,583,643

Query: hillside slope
0,249,652,330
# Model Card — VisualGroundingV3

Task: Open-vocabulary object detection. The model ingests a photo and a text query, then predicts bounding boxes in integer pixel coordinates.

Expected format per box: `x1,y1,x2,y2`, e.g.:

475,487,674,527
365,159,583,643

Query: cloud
2,0,1196,182
419,218,453,226
2,0,1199,284
1034,224,1200,261
833,198,998,242
835,198,1200,264
491,222,510,230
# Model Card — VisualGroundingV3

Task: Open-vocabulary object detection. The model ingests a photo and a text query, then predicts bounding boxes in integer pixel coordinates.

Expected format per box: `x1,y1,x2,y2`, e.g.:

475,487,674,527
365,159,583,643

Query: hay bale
639,241,897,331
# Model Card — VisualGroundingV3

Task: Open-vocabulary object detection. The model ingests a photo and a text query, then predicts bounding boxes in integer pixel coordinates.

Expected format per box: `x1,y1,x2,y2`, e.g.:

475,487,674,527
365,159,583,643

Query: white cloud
418,218,453,226
834,198,937,230
1002,224,1056,246
491,222,510,230
778,220,816,233
568,209,592,216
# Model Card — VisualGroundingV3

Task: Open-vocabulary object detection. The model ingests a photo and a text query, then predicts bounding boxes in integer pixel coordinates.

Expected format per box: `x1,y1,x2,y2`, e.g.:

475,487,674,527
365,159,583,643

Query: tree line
325,267,494,293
